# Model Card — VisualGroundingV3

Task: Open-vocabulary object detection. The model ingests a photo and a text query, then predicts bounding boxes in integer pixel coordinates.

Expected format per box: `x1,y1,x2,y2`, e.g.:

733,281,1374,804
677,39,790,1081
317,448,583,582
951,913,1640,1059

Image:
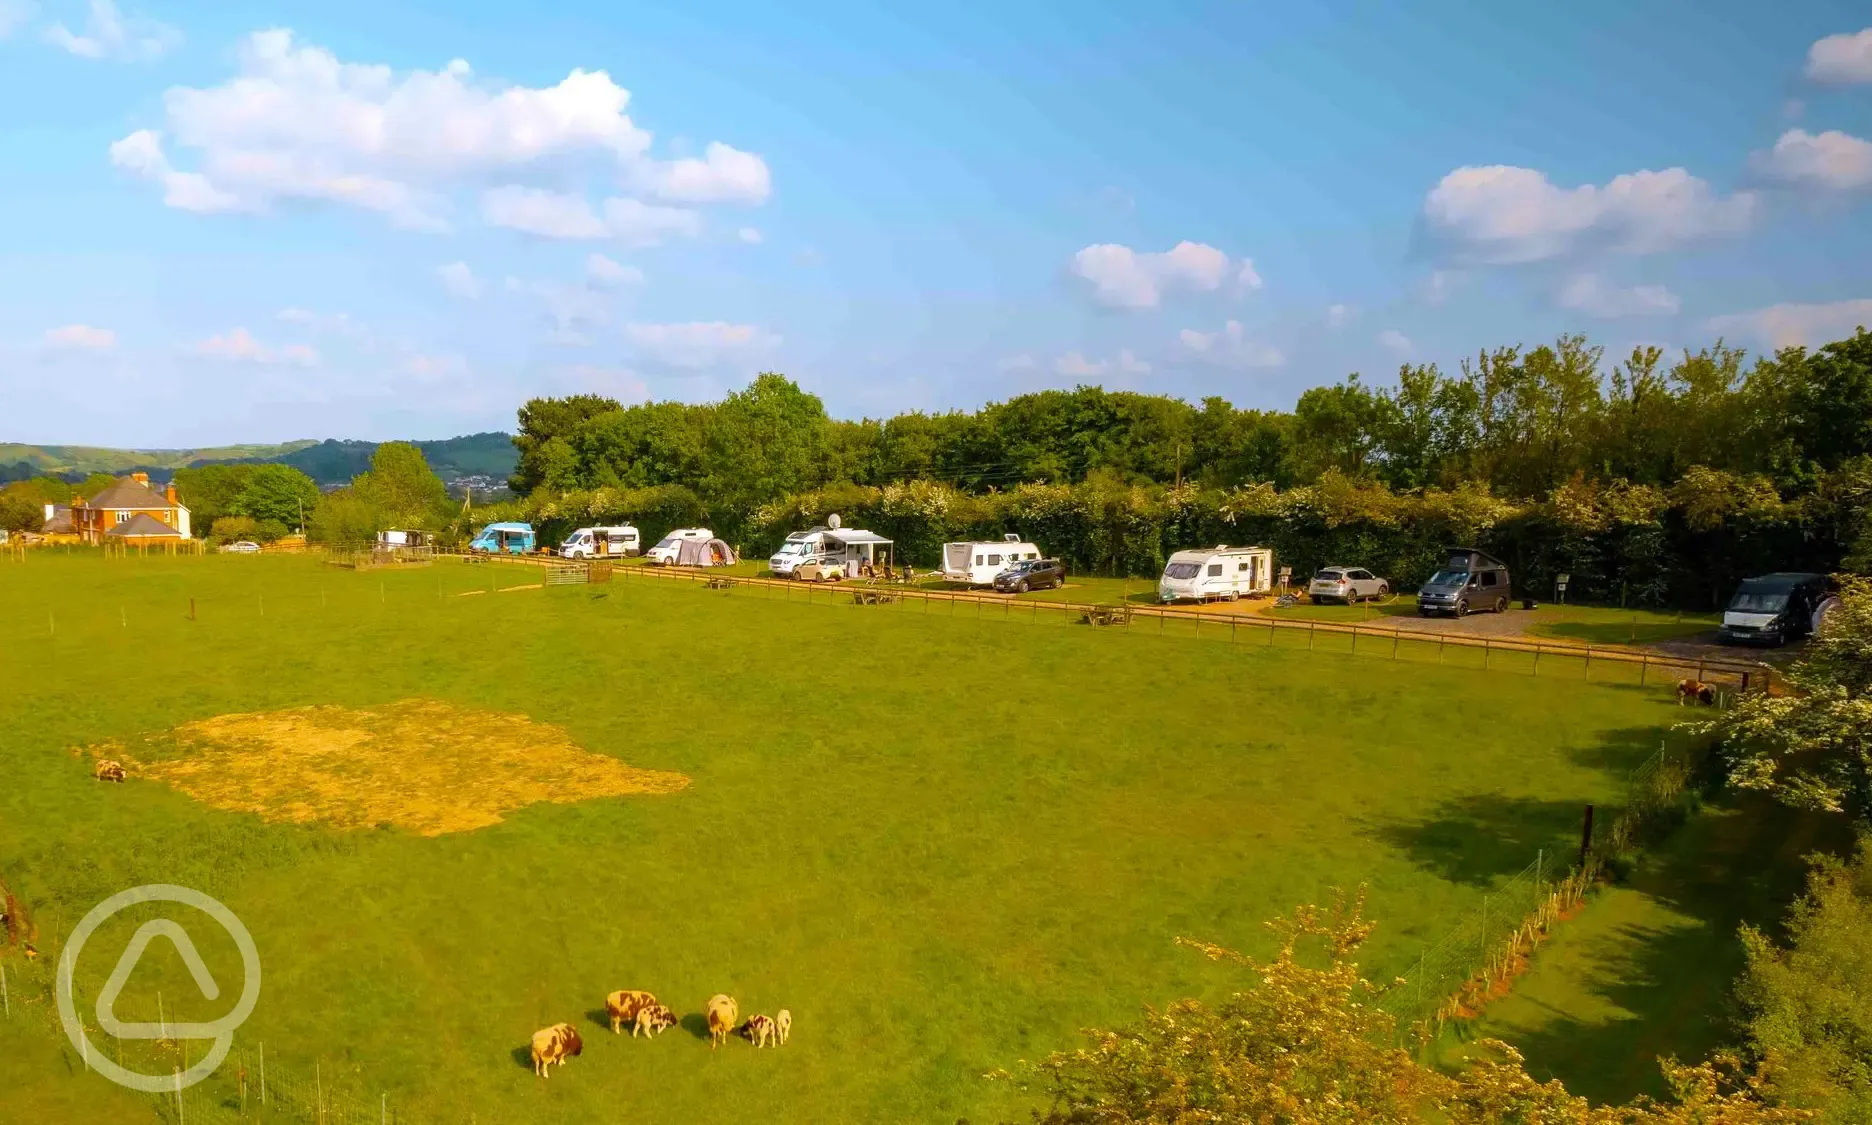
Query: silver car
1308,566,1389,604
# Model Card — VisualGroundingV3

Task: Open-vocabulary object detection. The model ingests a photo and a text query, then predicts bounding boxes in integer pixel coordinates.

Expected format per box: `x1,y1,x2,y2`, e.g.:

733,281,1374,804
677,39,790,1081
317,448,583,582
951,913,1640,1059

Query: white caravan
645,527,713,565
769,514,894,578
1158,545,1274,603
940,534,1043,586
559,525,640,559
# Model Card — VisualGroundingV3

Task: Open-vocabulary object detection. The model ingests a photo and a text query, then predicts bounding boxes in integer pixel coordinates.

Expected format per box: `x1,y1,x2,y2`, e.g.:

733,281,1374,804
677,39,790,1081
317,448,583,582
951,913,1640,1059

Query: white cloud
1421,270,1464,305
1177,319,1284,368
995,354,1038,372
568,364,650,401
1377,329,1413,356
1236,260,1263,290
585,252,641,287
403,352,466,383
1053,350,1151,378
1421,165,1756,264
1706,298,1872,350
625,321,778,368
46,0,178,61
108,30,658,225
194,327,318,366
1070,241,1243,308
109,130,245,213
1325,303,1355,329
1753,129,1872,192
43,324,116,350
1806,28,1872,83
737,226,763,244
478,187,701,245
437,261,480,299
1557,274,1681,318
631,142,771,205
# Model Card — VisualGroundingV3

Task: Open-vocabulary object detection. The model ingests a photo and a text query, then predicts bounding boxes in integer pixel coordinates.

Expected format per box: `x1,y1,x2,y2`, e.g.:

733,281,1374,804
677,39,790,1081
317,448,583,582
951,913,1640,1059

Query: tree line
495,330,1872,605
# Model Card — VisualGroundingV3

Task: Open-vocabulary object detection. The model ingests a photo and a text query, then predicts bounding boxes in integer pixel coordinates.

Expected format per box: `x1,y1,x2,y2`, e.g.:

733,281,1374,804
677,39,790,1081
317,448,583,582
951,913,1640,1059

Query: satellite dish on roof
828,513,842,528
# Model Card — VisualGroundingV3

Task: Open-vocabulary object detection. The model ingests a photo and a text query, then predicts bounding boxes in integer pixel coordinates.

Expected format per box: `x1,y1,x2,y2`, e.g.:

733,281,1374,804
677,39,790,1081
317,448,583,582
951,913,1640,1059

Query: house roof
83,476,179,512
105,512,182,538
42,513,75,533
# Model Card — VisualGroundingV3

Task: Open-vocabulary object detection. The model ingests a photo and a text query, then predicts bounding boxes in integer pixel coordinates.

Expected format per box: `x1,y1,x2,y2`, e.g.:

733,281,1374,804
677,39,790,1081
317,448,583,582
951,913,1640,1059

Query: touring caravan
469,521,535,554
769,514,893,578
559,525,640,559
1158,545,1274,603
940,534,1043,587
645,528,714,565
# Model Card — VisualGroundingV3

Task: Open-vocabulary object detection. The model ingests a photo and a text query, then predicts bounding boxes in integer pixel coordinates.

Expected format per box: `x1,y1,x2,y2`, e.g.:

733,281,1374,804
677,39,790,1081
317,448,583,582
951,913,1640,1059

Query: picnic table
852,588,900,605
705,576,737,590
1082,605,1133,627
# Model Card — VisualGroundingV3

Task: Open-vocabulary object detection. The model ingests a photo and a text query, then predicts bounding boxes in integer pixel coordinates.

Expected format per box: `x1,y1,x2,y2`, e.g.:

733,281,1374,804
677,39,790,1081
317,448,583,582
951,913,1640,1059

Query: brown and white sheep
775,1008,791,1045
706,994,738,1049
530,1023,583,1078
605,989,657,1035
1676,678,1717,706
94,759,126,783
632,1002,676,1038
741,1013,777,1048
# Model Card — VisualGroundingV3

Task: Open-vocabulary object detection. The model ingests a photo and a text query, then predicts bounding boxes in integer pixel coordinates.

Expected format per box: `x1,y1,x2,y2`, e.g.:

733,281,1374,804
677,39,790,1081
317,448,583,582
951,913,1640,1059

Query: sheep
529,1023,583,1078
706,994,739,1049
605,990,657,1035
94,759,126,783
632,1003,676,1038
775,1008,791,1045
741,1013,777,1048
1676,678,1717,706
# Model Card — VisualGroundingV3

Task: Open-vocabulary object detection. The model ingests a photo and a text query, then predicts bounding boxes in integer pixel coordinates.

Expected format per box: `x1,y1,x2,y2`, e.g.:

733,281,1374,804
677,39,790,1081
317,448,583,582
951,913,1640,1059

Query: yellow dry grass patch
94,699,689,836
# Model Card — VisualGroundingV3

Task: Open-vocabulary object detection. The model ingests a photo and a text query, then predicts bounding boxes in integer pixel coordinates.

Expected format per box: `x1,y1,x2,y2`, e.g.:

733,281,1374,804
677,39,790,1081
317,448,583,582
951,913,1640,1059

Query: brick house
69,473,192,543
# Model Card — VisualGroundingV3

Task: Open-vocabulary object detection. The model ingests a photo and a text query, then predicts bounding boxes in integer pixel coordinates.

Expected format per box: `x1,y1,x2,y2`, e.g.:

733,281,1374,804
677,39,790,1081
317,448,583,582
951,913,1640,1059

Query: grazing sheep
94,759,126,783
530,1023,583,1078
632,1003,676,1038
742,1014,777,1048
605,990,657,1035
775,1009,791,1045
706,995,739,1049
1676,678,1717,706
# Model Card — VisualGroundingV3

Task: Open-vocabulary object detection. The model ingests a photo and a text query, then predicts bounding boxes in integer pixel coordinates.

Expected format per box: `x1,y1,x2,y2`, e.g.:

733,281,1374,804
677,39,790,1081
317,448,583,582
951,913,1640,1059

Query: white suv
1308,566,1388,604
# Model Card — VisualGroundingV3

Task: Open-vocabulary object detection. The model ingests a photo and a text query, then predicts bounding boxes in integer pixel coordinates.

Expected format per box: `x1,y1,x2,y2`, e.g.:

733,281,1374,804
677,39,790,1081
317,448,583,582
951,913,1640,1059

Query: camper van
645,528,713,565
468,521,535,554
1159,545,1274,603
1718,572,1832,646
1417,547,1512,617
940,534,1043,587
559,525,640,559
769,515,893,578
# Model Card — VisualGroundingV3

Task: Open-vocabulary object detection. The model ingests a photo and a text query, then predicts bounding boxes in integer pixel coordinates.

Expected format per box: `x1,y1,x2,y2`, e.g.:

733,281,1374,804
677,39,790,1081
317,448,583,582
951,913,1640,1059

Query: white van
1159,545,1274,603
940,534,1043,586
769,515,894,578
560,525,640,559
645,527,713,565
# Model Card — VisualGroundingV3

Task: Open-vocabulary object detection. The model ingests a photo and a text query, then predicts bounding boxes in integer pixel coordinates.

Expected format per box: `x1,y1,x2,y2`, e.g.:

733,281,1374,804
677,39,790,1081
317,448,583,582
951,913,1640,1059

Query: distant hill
0,433,517,491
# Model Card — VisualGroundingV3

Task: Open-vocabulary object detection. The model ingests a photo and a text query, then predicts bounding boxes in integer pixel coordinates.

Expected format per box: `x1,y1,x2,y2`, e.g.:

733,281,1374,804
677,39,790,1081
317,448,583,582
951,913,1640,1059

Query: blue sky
2,0,1870,445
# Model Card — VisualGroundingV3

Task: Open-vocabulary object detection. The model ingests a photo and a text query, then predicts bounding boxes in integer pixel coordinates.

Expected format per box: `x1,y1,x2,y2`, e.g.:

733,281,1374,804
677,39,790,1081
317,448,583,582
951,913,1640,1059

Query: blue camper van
469,521,535,554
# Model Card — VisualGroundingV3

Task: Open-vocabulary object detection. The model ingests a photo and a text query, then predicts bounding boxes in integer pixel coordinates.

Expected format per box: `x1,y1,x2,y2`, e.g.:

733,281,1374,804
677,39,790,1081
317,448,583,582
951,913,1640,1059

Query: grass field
0,553,1707,1122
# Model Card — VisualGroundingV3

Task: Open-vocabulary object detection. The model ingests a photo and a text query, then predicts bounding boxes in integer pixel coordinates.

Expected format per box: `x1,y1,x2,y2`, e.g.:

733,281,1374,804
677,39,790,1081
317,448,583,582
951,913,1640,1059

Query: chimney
165,482,178,505
131,472,149,485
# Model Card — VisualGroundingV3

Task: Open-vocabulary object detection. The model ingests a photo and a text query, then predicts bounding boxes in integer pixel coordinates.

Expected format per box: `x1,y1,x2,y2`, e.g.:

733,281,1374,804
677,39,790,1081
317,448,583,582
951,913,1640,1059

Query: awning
826,529,893,546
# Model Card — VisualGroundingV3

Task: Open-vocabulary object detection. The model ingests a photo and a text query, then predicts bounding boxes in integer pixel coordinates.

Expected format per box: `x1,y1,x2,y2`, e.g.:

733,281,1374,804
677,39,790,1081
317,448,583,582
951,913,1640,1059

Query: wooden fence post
1578,804,1595,867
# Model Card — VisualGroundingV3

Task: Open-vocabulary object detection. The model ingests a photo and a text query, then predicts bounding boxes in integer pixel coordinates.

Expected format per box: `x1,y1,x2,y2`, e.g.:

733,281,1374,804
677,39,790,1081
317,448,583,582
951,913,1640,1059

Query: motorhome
645,528,713,565
468,521,535,554
769,515,893,578
1417,546,1511,617
559,525,640,559
940,534,1043,587
1718,572,1832,646
1158,545,1274,603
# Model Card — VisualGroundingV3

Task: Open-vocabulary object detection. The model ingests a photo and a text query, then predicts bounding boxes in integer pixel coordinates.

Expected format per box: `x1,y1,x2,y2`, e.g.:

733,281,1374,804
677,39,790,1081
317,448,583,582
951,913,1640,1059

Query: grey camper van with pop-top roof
1418,547,1511,617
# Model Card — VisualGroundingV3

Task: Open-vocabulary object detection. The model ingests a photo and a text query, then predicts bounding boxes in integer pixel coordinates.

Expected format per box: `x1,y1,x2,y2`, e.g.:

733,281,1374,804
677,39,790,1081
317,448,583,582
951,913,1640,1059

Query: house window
116,511,131,523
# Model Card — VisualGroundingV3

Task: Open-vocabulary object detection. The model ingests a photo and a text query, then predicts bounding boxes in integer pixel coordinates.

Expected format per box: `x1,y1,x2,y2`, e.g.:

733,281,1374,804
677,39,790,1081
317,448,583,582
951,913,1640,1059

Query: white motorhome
559,525,640,559
769,514,893,578
1159,545,1274,603
940,534,1043,587
645,528,713,565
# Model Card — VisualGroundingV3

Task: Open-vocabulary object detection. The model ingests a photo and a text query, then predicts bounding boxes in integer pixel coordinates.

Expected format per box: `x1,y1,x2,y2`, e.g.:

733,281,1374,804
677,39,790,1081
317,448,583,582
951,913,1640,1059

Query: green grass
1522,605,1721,647
0,554,1700,1122
1439,794,1845,1102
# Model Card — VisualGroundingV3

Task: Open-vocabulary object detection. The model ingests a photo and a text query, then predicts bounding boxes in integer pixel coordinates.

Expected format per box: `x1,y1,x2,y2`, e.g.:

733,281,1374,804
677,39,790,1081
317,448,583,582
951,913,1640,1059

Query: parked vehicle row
1308,566,1389,606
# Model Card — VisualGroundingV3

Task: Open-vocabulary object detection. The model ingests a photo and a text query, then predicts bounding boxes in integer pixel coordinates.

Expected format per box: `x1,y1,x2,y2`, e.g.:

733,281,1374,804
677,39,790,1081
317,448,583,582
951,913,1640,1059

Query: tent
673,537,738,567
